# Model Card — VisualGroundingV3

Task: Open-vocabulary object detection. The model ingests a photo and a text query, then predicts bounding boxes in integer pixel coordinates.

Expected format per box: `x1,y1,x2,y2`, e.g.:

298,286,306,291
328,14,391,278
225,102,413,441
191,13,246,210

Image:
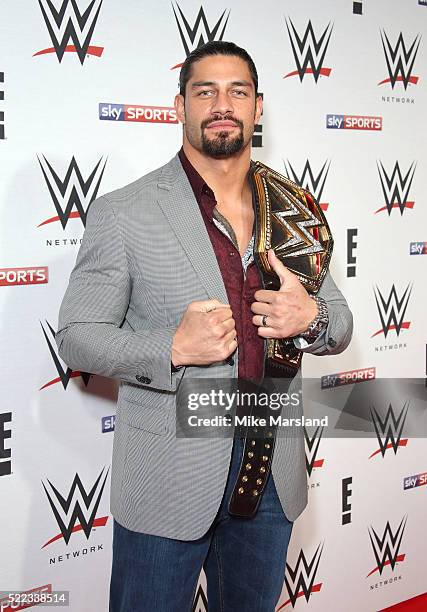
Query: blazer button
327,338,337,348
227,357,234,366
136,375,151,384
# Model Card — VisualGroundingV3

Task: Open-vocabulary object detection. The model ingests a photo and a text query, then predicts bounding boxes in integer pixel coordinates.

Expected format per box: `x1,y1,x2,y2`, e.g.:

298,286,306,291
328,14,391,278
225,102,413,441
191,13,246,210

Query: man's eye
232,90,247,96
199,90,214,96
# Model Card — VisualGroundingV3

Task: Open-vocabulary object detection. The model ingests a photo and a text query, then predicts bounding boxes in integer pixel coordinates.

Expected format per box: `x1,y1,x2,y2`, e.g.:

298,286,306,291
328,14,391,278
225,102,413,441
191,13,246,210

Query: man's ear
254,94,263,124
174,93,185,124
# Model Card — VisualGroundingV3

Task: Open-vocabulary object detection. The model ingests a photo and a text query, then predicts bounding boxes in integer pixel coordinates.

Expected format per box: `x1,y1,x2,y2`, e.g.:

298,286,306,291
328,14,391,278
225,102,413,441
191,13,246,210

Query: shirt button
229,252,235,257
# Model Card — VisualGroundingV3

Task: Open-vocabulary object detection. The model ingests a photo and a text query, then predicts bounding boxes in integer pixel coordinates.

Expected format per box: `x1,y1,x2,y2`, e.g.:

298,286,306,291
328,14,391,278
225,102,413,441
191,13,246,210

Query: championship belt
250,160,333,375
228,161,333,519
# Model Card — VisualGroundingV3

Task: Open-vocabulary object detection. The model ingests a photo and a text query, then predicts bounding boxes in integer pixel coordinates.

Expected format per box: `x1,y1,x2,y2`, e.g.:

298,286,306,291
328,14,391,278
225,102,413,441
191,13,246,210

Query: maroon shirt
178,149,264,381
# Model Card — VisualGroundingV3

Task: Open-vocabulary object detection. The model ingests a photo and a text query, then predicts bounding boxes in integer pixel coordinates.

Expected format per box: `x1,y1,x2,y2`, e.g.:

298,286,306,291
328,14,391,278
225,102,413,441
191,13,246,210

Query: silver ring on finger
261,314,269,327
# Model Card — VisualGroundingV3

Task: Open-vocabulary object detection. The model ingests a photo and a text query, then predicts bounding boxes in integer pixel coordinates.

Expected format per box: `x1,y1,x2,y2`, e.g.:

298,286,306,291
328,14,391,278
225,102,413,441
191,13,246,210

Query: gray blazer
56,154,353,540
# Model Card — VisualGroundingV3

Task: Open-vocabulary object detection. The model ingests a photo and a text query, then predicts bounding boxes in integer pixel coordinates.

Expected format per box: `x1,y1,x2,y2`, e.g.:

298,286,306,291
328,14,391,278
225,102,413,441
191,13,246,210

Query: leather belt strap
228,374,291,518
228,416,278,518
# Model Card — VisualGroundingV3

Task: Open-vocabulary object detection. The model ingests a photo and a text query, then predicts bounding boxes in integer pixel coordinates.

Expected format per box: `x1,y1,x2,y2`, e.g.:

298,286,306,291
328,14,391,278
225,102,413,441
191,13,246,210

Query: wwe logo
379,31,421,89
38,155,107,229
372,284,412,339
284,159,331,211
284,19,333,81
40,320,91,390
304,426,324,476
42,467,109,547
369,403,409,459
375,161,416,215
172,3,230,68
282,544,323,608
273,195,323,259
34,0,104,64
367,517,407,577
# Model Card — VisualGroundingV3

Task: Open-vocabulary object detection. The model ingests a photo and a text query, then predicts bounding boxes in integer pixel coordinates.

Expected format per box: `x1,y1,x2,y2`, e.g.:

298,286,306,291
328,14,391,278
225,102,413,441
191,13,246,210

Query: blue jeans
109,437,293,612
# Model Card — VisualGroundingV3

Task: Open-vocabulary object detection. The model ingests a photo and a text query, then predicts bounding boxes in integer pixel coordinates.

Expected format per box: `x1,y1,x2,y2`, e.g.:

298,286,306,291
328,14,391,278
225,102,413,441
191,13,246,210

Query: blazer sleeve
293,270,353,356
55,196,185,391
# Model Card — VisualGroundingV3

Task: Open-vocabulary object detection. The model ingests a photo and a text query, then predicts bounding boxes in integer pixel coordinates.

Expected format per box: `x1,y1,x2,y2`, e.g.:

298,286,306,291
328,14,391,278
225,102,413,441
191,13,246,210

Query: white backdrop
0,1,426,611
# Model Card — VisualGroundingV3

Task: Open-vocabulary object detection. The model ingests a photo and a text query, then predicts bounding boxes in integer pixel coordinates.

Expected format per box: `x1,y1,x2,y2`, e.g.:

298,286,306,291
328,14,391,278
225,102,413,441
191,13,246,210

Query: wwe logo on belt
369,403,409,459
375,161,416,215
284,19,333,82
42,467,110,547
367,517,407,577
34,0,104,64
372,284,412,339
284,159,331,211
304,426,325,476
272,196,323,260
171,3,230,69
379,31,421,89
280,544,323,609
40,320,91,390
37,155,107,229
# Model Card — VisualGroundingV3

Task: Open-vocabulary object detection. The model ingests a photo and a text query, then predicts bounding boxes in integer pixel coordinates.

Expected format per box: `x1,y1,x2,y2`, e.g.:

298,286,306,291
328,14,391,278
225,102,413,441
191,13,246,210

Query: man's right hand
171,299,237,367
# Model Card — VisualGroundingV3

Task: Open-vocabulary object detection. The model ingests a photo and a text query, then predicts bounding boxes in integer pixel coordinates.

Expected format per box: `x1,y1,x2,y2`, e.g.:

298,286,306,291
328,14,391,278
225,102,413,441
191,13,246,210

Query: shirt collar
178,147,214,205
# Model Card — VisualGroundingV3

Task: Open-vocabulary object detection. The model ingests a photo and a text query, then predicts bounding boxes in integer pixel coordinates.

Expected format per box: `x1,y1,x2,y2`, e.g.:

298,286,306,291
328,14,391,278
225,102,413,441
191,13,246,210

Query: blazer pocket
119,397,169,435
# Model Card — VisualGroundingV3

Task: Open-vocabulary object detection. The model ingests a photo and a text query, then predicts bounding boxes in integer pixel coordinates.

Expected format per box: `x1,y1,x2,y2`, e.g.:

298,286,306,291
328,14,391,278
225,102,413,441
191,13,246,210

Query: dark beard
200,118,245,159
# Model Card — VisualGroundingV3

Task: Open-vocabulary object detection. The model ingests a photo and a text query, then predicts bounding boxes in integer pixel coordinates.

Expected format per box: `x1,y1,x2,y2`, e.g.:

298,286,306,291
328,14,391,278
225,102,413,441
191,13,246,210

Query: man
56,41,352,611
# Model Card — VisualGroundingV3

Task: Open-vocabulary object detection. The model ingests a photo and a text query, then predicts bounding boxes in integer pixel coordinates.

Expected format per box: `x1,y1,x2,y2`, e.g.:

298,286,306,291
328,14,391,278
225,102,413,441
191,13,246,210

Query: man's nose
211,90,233,115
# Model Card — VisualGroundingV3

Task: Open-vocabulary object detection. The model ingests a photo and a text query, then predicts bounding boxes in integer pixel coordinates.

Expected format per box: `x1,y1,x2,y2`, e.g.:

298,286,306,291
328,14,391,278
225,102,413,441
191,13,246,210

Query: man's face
175,54,262,159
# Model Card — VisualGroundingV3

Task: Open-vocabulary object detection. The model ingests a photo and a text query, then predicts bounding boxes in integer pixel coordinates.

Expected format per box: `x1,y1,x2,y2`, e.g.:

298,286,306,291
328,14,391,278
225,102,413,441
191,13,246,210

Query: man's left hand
251,249,318,339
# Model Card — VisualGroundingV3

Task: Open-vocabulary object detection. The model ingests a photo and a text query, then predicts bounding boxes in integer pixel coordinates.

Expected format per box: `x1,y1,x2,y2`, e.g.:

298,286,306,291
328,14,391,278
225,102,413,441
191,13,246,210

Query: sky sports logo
321,367,376,389
326,114,382,131
99,103,177,124
0,266,48,287
404,472,427,489
102,415,115,433
410,242,427,255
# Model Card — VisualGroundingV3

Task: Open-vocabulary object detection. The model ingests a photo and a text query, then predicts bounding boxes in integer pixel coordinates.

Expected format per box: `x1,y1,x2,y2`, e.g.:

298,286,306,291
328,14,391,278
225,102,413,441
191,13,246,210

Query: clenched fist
171,299,237,367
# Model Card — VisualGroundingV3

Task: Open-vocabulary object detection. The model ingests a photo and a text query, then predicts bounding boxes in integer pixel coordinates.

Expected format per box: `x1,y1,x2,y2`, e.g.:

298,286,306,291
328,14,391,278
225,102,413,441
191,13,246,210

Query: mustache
201,115,244,129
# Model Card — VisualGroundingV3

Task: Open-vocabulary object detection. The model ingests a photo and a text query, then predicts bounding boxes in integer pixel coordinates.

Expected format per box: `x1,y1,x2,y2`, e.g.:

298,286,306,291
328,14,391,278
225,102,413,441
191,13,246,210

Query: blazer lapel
156,154,228,303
